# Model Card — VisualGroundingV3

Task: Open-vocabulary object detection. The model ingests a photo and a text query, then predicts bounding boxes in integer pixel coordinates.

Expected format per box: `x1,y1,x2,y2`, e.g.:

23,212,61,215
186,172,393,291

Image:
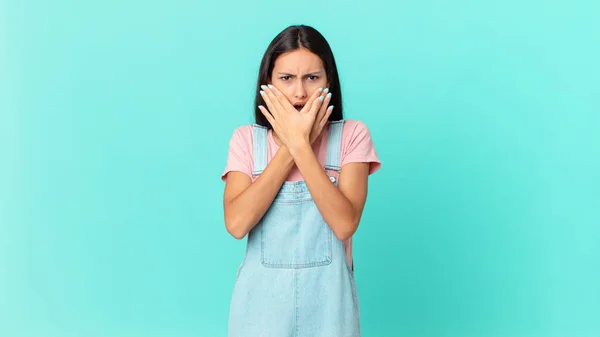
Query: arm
223,146,295,239
289,142,370,241
223,85,327,240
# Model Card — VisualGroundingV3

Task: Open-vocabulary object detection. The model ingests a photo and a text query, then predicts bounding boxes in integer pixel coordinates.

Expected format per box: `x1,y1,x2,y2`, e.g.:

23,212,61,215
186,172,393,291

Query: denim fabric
228,121,361,337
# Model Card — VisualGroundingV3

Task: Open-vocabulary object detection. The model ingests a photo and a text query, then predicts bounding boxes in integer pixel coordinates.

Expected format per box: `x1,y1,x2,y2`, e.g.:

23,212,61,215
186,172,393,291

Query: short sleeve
221,125,253,182
340,120,381,175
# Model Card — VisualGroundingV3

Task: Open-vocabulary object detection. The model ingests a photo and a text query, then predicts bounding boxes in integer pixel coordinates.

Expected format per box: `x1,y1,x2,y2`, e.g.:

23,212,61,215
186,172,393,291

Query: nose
293,82,308,100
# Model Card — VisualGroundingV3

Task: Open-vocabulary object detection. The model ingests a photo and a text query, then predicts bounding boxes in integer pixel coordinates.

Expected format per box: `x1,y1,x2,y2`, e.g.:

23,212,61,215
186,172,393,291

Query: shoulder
340,119,375,145
221,124,257,182
342,119,369,128
227,124,258,148
225,124,258,159
229,124,255,140
338,119,381,174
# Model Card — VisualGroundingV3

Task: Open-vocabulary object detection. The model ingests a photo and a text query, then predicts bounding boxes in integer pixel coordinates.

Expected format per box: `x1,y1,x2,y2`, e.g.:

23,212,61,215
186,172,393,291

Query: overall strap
324,120,345,171
251,125,268,176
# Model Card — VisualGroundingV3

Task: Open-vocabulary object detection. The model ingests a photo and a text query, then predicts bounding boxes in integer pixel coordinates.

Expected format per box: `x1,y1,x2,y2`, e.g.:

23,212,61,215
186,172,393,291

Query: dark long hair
254,25,343,128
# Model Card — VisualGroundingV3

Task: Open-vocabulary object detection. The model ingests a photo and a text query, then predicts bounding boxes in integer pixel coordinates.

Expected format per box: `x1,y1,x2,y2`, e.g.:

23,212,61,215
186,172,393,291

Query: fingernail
258,105,263,109
319,96,324,101
261,85,266,89
324,88,329,93
260,91,265,96
318,88,323,92
326,92,332,98
329,105,334,110
267,84,273,89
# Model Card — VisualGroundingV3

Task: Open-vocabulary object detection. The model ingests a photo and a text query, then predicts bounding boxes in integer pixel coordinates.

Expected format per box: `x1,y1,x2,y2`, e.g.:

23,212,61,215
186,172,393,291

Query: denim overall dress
227,120,361,337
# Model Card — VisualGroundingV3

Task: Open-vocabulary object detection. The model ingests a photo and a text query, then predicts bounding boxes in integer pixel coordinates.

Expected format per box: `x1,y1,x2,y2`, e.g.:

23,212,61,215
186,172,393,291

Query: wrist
287,139,311,158
276,146,295,167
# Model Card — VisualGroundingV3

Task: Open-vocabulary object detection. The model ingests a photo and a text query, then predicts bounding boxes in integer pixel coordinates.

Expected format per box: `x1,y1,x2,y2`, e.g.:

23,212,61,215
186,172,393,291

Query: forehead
272,48,324,72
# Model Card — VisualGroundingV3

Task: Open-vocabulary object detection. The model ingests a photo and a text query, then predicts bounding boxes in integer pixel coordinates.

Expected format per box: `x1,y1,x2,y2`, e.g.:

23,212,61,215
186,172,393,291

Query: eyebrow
277,71,323,77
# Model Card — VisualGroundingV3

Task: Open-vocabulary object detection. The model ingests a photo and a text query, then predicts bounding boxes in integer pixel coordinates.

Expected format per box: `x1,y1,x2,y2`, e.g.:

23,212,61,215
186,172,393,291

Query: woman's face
269,48,329,111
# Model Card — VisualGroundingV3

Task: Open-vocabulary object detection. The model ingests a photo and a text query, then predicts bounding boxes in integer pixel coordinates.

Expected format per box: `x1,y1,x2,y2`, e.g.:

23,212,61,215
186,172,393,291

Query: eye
308,76,319,81
280,76,291,81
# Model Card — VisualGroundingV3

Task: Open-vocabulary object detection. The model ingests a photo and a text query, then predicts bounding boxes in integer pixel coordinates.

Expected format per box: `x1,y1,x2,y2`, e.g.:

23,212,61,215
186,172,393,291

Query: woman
221,24,381,337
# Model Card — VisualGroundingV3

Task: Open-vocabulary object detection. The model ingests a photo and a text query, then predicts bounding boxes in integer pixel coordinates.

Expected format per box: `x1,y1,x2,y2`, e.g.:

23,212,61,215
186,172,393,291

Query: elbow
224,215,248,240
227,227,246,240
226,222,247,240
333,220,359,242
331,205,362,241
334,230,354,242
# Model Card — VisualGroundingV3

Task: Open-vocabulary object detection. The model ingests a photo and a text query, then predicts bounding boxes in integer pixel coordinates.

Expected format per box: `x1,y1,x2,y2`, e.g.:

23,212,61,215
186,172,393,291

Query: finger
258,105,276,126
322,105,334,126
261,85,286,114
307,87,328,116
301,87,325,113
317,91,332,121
315,106,333,136
266,84,294,109
259,90,279,118
307,92,325,117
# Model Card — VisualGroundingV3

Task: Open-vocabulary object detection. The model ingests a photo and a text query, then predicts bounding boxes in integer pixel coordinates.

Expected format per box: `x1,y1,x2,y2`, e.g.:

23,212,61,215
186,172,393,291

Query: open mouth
294,104,305,111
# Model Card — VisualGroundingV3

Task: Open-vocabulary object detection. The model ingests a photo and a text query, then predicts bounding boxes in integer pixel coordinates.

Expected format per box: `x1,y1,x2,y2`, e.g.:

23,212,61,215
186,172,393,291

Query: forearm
289,142,359,241
225,146,295,239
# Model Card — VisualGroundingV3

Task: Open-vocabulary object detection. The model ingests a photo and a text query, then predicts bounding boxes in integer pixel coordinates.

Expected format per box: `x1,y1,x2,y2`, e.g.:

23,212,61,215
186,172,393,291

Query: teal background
1,0,599,336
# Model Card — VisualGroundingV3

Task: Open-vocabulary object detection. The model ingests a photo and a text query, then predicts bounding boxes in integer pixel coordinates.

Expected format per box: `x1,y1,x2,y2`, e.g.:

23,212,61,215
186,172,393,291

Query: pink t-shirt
221,119,381,269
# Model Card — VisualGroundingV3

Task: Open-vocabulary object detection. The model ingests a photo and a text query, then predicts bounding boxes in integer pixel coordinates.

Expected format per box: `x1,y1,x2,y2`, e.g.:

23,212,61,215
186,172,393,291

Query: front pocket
259,200,332,269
